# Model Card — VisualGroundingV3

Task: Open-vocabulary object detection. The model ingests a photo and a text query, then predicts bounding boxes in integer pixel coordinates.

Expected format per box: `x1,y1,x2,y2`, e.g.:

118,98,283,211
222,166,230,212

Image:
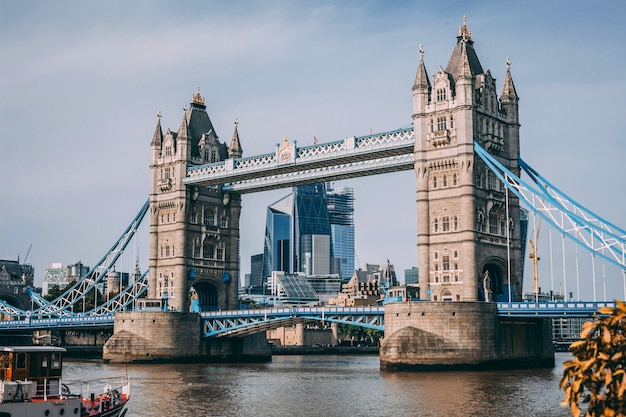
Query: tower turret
228,119,243,159
148,88,242,312
412,45,431,115
412,17,523,303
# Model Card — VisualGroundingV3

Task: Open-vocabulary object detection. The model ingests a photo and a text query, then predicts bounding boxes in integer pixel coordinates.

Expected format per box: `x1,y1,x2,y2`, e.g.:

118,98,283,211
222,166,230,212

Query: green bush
561,300,626,417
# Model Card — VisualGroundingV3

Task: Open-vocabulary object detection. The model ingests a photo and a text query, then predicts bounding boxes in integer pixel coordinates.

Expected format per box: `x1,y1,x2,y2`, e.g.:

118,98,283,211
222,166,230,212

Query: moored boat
0,346,129,417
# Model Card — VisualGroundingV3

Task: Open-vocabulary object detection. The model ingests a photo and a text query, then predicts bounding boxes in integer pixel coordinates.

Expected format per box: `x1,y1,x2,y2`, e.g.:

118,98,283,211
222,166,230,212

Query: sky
1,1,625,301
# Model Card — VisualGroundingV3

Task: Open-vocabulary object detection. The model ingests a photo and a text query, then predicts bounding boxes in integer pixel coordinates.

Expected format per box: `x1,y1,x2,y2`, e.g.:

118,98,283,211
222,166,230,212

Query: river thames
64,352,572,417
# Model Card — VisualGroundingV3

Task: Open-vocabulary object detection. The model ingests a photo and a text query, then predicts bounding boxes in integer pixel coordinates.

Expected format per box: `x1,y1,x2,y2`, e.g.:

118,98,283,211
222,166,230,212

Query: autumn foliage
561,300,626,417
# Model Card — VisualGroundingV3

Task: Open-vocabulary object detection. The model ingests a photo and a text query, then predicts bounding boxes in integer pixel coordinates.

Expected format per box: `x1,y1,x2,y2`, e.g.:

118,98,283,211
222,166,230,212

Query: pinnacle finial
157,110,162,120
506,56,511,70
192,86,205,106
419,44,424,57
458,15,472,41
234,118,239,127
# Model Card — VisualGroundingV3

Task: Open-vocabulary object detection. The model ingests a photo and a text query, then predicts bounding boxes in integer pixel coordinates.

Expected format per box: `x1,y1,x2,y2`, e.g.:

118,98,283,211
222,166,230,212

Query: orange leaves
561,300,626,417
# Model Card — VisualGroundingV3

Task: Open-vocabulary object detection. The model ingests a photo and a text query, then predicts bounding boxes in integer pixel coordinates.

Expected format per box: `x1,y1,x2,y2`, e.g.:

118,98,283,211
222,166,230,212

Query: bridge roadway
0,301,615,335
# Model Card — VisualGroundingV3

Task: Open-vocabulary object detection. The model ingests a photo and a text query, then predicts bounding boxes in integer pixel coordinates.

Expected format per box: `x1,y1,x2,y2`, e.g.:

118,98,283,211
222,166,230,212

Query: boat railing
63,375,130,402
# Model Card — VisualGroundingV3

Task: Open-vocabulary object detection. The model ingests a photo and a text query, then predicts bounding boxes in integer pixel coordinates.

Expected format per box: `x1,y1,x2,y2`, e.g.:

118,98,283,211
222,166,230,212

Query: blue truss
200,306,384,338
474,141,626,271
0,200,150,318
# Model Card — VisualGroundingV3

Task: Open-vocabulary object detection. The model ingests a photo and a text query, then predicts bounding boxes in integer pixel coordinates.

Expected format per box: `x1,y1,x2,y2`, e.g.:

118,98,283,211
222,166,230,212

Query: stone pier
103,311,271,363
380,302,554,371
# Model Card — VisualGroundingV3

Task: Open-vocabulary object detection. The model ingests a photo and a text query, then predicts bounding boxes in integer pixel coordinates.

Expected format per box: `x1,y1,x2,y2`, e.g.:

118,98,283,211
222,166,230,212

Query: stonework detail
149,91,242,312
413,19,522,304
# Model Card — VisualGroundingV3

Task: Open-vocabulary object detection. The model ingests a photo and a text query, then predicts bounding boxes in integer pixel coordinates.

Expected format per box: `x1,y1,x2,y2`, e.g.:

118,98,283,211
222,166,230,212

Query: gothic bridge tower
412,18,522,303
149,89,242,312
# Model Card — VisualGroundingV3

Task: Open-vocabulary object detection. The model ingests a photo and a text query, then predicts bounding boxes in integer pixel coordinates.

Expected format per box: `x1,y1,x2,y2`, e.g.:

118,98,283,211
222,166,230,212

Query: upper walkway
183,126,415,193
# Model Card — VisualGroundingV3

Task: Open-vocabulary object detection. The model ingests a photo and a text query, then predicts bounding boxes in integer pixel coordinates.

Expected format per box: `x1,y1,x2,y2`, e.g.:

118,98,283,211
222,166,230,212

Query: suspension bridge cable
550,228,555,300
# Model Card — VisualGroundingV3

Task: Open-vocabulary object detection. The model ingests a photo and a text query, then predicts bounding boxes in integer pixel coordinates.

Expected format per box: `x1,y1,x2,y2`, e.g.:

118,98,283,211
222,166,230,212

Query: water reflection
64,353,571,417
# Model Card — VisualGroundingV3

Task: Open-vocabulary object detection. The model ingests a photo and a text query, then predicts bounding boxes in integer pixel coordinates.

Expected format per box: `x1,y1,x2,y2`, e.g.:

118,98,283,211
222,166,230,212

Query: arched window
453,173,458,186
442,217,450,232
453,216,459,231
443,175,447,187
433,218,439,233
432,176,438,188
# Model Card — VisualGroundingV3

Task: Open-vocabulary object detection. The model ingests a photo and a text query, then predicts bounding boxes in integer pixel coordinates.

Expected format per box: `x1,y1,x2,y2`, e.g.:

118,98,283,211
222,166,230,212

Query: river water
63,352,572,417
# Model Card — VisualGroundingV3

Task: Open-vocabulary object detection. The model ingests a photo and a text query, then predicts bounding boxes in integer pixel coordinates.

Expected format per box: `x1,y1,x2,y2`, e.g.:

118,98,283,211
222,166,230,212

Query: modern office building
261,182,354,282
249,253,264,294
327,186,355,281
294,183,332,275
262,193,293,279
42,261,89,296
404,267,419,285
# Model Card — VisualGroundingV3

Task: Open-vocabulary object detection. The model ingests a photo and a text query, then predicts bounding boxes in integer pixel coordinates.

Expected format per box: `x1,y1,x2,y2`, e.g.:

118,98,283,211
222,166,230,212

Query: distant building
262,194,293,279
267,271,318,305
260,183,355,283
326,186,355,282
249,253,264,294
404,267,418,285
42,261,89,296
331,262,398,306
0,259,36,310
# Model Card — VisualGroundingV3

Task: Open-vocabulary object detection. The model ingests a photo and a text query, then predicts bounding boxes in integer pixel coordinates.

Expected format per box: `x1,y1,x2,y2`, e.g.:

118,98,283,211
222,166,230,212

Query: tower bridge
1,19,625,368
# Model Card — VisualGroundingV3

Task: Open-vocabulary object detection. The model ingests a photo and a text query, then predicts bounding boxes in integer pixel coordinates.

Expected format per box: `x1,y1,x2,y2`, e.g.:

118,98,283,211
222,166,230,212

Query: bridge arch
191,279,228,312
0,293,29,311
479,259,506,302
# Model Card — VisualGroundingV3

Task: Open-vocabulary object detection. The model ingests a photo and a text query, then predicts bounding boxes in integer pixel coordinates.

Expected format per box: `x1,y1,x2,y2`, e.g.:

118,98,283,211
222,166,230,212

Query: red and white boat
0,346,130,417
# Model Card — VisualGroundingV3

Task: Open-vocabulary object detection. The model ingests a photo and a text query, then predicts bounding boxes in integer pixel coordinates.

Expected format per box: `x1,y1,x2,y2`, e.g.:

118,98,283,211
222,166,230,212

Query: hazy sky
1,1,624,300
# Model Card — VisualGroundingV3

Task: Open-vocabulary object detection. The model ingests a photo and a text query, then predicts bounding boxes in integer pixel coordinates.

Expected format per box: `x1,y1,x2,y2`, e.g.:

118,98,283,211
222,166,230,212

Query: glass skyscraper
327,187,355,282
262,194,293,279
261,183,354,281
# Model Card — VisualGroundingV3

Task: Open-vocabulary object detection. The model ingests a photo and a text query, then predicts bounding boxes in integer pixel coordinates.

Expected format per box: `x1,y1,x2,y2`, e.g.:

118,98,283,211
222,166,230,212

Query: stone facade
0,260,35,311
268,323,339,347
380,302,554,370
103,311,272,363
413,19,523,303
148,89,242,312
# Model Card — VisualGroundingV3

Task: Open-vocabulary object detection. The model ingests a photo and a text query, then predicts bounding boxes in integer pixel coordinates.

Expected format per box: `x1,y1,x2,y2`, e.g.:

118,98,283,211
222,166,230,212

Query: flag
313,136,318,145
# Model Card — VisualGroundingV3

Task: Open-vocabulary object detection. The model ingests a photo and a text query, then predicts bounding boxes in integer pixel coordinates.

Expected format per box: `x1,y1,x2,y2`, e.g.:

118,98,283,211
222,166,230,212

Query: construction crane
18,244,33,264
528,218,541,298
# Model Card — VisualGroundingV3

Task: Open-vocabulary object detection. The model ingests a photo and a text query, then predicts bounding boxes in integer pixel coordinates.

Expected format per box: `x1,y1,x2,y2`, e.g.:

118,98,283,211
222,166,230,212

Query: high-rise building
404,267,419,285
294,184,331,275
261,183,354,281
249,253,264,294
262,194,293,279
327,186,355,282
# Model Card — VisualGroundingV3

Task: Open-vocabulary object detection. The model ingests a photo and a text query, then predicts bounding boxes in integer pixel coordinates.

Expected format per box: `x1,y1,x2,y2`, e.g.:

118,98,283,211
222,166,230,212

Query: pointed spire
151,111,163,147
458,15,472,41
413,44,431,91
457,38,473,79
500,57,519,101
177,107,190,142
445,16,484,79
228,118,243,159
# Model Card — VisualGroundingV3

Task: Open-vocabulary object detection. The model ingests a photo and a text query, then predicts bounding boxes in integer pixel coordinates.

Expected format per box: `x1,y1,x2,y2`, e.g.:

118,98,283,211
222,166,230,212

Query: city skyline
1,1,625,300
261,183,354,285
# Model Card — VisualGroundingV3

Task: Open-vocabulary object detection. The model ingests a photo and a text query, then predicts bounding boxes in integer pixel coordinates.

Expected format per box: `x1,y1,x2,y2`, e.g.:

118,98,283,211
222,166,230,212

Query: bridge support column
103,311,271,363
380,302,554,371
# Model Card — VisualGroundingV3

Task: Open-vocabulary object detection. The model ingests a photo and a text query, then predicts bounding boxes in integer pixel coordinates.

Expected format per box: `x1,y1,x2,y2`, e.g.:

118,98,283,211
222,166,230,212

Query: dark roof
445,38,484,79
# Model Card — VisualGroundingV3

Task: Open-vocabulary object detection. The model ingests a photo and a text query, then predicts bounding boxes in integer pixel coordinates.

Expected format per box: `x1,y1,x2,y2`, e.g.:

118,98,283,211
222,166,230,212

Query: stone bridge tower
148,89,242,312
412,18,523,303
